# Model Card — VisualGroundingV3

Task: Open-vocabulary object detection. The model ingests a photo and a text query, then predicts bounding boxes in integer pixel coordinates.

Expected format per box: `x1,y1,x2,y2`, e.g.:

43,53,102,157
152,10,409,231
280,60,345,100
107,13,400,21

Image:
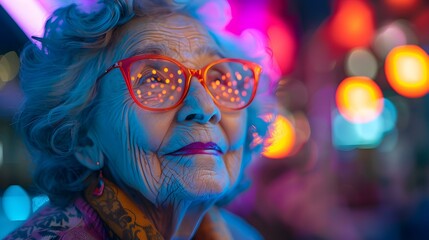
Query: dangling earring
92,161,105,197
248,124,264,150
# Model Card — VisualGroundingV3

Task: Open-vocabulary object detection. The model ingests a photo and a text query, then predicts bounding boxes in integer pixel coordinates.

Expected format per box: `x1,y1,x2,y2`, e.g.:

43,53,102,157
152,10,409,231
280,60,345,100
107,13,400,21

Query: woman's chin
179,170,231,201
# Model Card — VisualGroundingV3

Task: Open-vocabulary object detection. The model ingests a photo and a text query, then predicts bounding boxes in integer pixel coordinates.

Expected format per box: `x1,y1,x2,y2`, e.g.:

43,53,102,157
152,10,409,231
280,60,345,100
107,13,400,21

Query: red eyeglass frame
97,54,262,111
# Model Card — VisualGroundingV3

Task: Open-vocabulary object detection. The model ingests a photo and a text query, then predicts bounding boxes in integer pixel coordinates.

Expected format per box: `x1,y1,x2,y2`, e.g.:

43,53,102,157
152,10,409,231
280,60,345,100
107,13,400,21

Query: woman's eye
132,69,168,87
208,69,227,81
208,69,233,87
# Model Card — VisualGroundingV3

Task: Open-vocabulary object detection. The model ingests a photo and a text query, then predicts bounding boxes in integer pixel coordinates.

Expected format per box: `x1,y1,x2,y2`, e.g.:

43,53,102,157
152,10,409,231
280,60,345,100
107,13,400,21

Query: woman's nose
177,77,221,124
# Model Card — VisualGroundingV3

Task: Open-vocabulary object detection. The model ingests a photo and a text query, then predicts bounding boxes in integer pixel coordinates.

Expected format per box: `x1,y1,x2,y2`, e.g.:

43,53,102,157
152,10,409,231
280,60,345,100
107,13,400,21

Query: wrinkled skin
80,14,248,238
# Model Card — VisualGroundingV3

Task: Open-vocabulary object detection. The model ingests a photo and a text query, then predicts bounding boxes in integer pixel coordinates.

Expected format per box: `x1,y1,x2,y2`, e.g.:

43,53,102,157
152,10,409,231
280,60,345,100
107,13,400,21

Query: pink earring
248,124,264,150
92,162,105,197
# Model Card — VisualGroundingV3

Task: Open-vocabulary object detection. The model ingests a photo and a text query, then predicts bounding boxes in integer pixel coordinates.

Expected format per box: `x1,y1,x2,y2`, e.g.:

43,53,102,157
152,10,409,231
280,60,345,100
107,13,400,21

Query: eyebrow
130,44,224,59
129,44,168,56
195,46,224,58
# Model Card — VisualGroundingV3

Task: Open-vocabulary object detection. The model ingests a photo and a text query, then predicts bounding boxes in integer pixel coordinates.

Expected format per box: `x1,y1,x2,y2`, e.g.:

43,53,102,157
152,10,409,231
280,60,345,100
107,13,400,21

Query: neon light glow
0,0,49,39
345,48,378,78
267,17,296,74
330,0,375,49
384,0,420,14
372,20,415,58
262,115,296,159
336,76,384,123
333,98,397,150
385,45,429,98
332,109,384,150
2,185,31,221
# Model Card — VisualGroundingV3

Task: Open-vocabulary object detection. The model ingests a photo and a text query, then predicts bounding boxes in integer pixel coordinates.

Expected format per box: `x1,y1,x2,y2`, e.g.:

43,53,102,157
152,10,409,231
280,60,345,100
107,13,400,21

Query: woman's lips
169,142,223,156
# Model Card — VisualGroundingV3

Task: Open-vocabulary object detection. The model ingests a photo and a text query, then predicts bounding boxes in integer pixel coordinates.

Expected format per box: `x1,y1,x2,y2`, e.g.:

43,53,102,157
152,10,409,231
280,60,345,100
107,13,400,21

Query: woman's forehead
111,14,220,60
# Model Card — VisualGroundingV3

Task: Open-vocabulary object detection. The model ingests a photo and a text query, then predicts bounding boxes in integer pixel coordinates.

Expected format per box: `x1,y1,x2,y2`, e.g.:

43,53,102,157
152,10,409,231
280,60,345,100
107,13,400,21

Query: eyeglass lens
129,59,256,109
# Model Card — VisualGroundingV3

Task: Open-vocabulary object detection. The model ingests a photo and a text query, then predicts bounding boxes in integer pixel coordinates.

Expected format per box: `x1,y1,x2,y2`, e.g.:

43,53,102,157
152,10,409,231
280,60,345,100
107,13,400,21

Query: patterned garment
3,197,109,240
4,178,234,240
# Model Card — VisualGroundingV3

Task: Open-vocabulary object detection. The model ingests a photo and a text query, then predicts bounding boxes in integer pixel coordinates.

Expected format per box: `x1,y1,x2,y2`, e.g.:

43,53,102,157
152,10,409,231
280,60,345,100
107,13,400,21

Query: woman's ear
74,133,104,170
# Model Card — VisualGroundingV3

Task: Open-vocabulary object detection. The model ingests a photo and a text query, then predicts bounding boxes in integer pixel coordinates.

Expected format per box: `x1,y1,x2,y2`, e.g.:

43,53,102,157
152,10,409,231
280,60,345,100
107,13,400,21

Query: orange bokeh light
385,45,429,98
336,76,384,123
330,0,375,49
262,115,296,159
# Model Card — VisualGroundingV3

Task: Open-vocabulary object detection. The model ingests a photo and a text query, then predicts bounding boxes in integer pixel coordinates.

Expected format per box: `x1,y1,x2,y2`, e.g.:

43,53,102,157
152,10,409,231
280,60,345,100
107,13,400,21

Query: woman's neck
136,195,216,239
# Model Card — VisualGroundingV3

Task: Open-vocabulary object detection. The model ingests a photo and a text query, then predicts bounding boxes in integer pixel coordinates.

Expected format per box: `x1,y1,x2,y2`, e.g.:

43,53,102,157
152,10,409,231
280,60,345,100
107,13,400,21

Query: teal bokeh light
333,98,398,150
380,98,397,133
2,185,31,221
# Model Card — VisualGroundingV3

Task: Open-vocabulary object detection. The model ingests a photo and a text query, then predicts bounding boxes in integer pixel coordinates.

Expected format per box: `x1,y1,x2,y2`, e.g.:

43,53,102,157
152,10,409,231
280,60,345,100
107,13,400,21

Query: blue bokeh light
333,98,398,150
2,185,31,221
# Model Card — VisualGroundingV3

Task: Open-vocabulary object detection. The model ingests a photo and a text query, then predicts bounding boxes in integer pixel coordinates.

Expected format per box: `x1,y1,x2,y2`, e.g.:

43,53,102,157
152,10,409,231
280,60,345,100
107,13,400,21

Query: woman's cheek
220,110,248,149
132,109,177,150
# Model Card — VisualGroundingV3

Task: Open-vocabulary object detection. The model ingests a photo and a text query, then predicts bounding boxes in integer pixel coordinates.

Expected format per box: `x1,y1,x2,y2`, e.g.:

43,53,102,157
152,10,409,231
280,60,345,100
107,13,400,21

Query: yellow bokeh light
262,115,296,159
385,45,429,98
336,76,384,123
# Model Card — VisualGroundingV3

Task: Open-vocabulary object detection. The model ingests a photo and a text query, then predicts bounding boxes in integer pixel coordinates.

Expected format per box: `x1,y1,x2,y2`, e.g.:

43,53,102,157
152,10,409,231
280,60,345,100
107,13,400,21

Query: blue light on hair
32,195,50,212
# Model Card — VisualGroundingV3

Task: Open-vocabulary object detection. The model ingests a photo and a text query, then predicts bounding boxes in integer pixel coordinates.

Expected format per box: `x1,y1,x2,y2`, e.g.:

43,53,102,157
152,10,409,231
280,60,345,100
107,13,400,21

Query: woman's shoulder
4,197,104,240
219,209,264,240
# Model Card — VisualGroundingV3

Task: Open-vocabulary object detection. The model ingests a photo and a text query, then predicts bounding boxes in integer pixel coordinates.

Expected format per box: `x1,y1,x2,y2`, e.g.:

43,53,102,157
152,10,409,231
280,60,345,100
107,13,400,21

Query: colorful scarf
84,177,233,240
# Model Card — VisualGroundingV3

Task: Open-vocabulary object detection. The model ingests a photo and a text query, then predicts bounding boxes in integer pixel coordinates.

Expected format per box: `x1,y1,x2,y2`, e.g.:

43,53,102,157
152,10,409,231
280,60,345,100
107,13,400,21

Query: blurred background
1,0,429,239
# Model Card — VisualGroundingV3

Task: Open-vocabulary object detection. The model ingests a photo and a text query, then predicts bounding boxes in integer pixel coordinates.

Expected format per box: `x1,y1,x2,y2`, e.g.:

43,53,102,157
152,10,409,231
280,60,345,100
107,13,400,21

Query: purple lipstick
169,142,223,156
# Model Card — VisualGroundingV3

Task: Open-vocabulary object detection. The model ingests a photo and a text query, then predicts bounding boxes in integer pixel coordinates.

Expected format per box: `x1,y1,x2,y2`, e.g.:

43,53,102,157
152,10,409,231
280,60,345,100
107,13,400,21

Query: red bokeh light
329,0,375,50
384,0,421,15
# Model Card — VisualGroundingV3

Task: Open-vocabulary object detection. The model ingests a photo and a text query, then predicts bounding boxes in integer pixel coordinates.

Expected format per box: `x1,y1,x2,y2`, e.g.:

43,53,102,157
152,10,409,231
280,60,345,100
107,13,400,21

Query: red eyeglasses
97,54,262,111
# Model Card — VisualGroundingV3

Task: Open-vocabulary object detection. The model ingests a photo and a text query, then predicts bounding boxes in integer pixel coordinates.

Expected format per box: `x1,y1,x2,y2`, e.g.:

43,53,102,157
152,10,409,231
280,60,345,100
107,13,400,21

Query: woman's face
91,14,248,205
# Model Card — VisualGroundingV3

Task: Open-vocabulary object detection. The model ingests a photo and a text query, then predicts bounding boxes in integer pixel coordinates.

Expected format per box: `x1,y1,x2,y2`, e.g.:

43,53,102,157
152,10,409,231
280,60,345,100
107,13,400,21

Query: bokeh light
380,98,398,133
262,115,296,159
336,76,384,123
333,110,384,150
329,0,375,49
372,20,416,59
267,17,296,74
413,8,429,43
345,48,378,78
333,98,397,150
0,51,20,84
384,0,421,15
385,45,429,98
2,185,31,221
293,112,311,151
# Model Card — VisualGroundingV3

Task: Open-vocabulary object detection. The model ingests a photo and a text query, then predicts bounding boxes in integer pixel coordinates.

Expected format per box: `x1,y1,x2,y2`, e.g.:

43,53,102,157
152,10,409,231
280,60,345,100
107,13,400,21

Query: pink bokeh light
0,0,49,40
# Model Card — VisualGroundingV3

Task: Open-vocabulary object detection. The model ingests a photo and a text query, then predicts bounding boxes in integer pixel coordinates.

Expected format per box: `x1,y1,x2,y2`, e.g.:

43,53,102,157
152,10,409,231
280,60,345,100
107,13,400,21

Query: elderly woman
6,0,274,239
